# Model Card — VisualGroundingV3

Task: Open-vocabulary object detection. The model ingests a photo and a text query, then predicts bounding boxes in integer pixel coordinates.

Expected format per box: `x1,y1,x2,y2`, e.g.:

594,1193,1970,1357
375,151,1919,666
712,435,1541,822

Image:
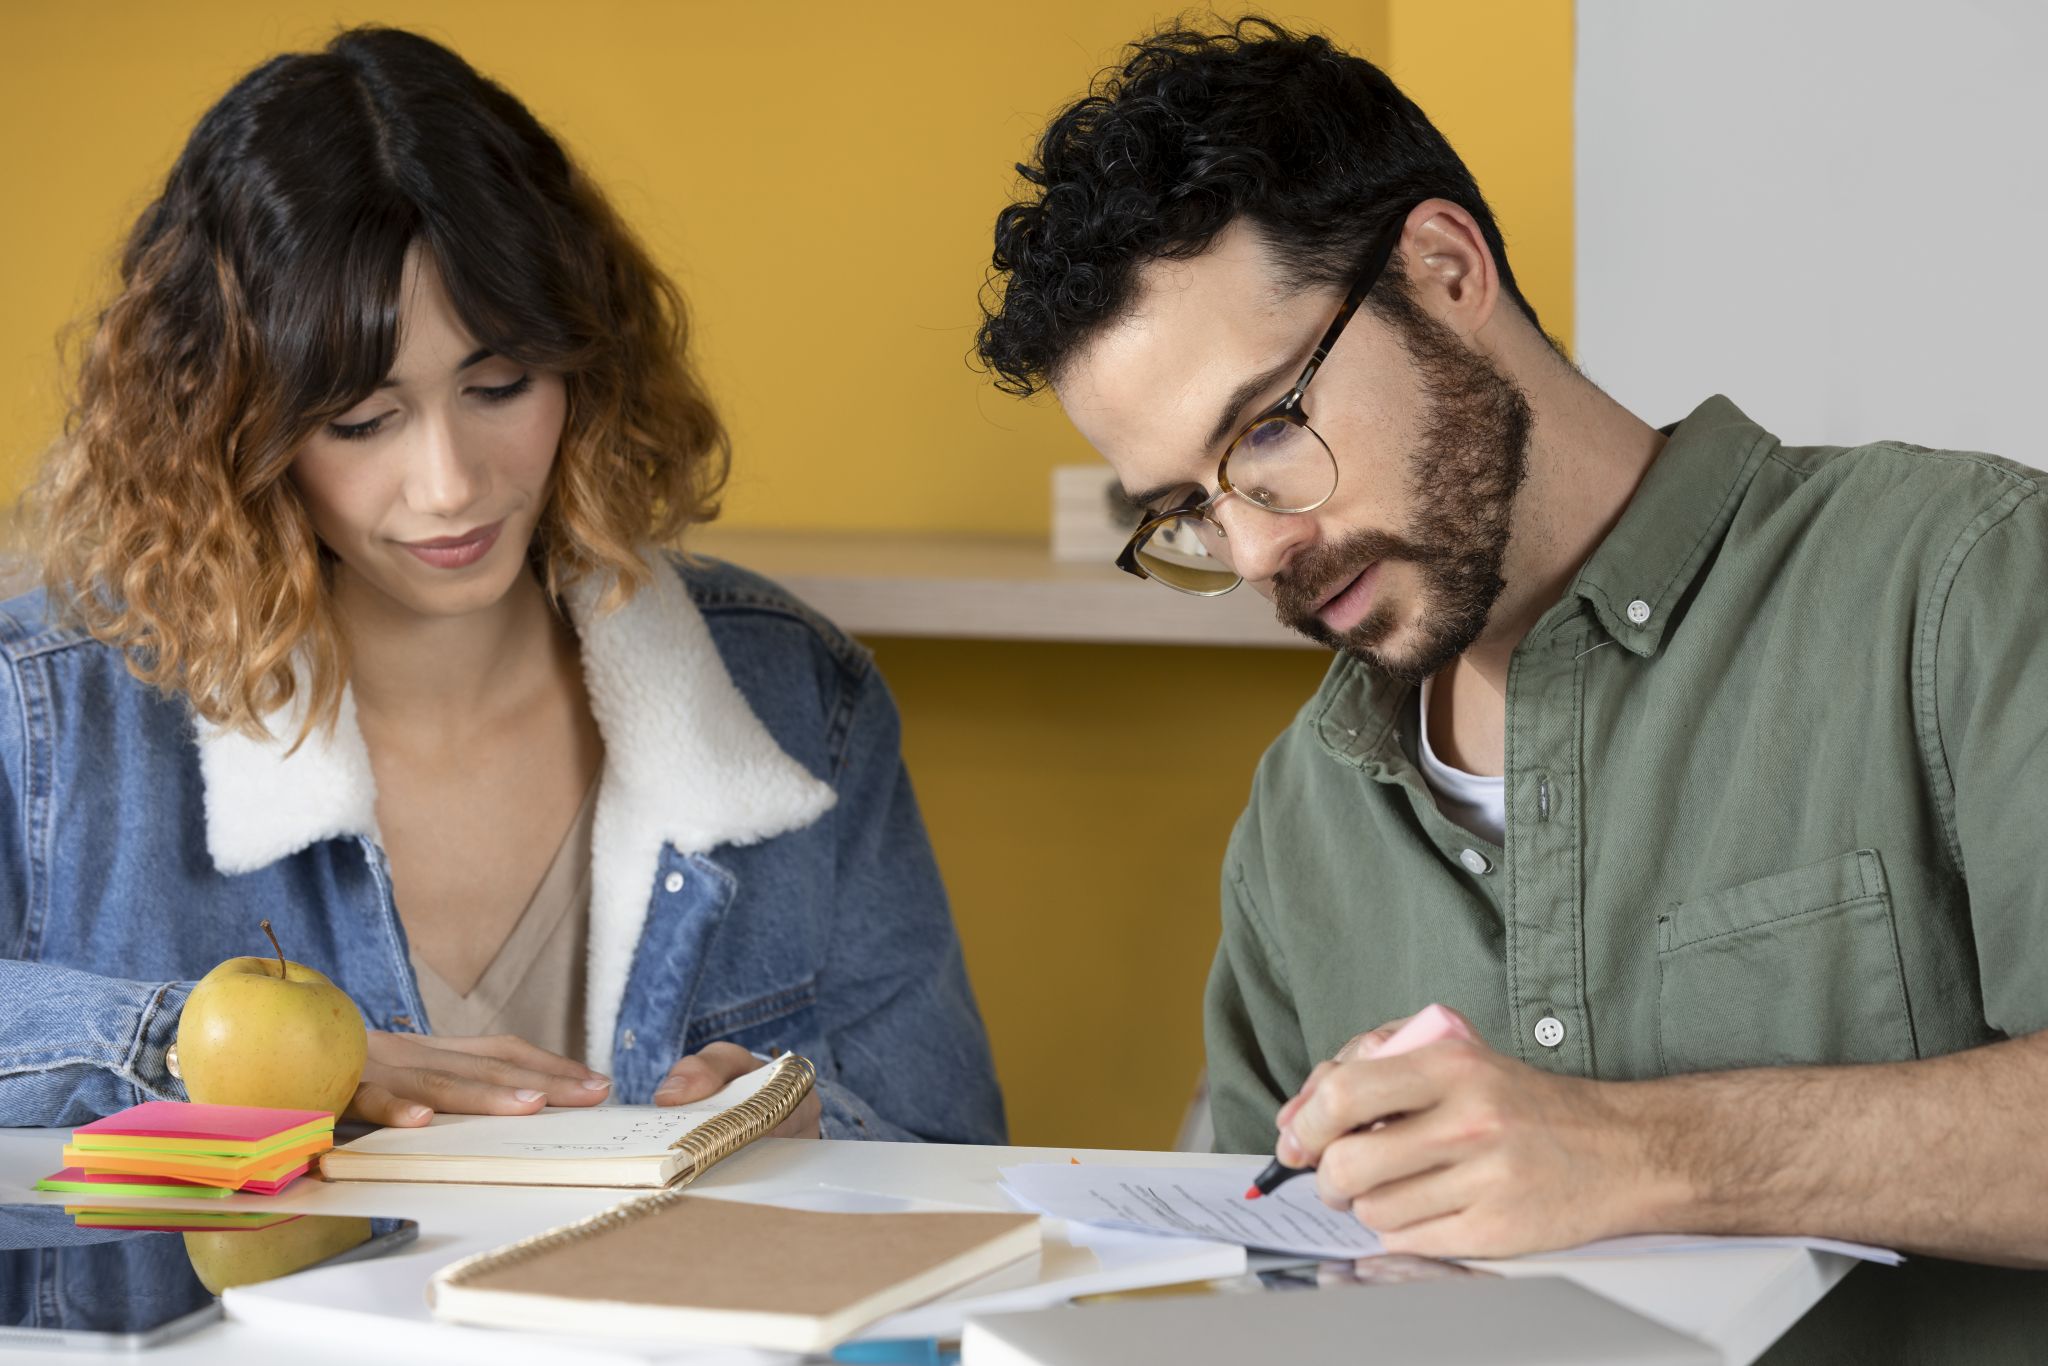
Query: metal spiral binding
434,1053,817,1291
669,1052,816,1177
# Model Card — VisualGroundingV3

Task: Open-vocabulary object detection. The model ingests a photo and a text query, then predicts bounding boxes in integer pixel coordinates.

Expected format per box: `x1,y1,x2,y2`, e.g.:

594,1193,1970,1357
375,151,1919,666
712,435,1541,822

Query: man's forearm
1627,1031,2048,1266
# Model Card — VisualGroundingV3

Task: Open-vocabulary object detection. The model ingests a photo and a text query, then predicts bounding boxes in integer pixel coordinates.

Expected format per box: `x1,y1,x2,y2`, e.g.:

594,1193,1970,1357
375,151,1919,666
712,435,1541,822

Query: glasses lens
1134,513,1239,595
1225,418,1337,513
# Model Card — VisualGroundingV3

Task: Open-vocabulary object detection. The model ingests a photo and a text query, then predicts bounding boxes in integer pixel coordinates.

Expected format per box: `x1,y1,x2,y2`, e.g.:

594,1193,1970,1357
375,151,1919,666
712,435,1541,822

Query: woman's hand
346,1031,612,1126
654,1043,821,1139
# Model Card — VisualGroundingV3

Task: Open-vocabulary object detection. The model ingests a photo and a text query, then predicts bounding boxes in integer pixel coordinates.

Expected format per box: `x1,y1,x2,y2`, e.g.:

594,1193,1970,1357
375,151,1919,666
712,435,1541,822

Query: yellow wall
0,2,1570,1147
1383,1,1576,346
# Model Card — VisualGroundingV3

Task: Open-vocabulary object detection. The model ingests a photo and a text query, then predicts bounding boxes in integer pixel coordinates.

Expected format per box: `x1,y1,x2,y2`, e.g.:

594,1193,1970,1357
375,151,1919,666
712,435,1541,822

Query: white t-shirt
1416,675,1507,846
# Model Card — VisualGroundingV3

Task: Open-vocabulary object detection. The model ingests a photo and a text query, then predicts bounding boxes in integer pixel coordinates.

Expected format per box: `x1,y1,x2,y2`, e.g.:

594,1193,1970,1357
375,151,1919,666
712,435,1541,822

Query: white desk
0,1129,1848,1364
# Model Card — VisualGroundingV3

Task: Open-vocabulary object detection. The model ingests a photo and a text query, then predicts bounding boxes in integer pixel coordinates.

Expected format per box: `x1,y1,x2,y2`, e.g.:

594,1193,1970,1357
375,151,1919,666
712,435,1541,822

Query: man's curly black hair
976,16,1547,398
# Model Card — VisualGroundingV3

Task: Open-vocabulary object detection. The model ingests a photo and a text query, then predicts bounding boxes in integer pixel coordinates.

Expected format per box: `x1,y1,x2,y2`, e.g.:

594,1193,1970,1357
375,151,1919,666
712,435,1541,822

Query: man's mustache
1272,529,1438,618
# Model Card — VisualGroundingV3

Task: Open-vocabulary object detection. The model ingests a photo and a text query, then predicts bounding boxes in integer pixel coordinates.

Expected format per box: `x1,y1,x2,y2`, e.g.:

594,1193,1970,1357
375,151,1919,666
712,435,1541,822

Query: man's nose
1212,493,1314,586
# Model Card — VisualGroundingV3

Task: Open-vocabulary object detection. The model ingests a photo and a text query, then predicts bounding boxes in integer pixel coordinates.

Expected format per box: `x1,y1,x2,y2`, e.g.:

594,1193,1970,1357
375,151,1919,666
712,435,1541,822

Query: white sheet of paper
1000,1163,1382,1259
327,1064,779,1159
1000,1163,1902,1266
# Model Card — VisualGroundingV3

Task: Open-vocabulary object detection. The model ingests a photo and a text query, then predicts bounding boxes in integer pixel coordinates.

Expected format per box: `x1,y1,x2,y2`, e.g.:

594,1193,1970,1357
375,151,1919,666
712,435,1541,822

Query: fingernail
403,1105,430,1123
653,1088,679,1103
514,1089,544,1102
580,1077,611,1091
1276,1132,1304,1166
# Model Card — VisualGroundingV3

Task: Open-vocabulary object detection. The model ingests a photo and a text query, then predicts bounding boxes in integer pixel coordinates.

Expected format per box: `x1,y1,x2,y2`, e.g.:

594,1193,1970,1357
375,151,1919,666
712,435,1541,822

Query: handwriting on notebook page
332,1059,781,1158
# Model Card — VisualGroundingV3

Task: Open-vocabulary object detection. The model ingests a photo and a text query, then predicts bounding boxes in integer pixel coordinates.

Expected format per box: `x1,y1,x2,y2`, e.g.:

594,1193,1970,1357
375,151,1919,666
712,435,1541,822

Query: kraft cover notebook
430,1191,1041,1351
320,1052,814,1188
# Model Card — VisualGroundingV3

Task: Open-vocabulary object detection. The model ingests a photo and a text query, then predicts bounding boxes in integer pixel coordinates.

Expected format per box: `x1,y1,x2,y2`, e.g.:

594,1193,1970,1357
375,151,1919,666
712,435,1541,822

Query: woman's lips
399,520,502,570
1316,560,1383,634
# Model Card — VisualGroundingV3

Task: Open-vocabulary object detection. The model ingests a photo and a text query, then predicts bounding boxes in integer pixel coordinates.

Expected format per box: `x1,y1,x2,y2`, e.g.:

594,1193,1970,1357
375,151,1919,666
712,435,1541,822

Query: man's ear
1396,198,1501,339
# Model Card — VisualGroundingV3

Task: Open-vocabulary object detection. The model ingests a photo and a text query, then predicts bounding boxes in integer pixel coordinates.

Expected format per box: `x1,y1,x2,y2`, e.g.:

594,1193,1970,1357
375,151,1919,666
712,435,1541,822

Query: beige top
410,779,599,1062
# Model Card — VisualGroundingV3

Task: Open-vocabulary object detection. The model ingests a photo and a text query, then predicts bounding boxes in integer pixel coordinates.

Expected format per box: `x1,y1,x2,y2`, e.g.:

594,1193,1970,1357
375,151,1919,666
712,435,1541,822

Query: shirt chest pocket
1656,849,1920,1075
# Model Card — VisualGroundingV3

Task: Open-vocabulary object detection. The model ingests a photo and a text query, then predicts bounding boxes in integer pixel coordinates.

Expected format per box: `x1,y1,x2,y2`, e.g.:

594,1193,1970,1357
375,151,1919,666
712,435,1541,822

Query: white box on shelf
1050,464,1138,563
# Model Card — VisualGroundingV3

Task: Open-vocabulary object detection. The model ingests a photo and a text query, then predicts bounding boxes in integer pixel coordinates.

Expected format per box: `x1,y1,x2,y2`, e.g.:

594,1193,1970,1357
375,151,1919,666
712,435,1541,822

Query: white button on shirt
1626,599,1652,625
663,871,686,894
1534,1016,1567,1048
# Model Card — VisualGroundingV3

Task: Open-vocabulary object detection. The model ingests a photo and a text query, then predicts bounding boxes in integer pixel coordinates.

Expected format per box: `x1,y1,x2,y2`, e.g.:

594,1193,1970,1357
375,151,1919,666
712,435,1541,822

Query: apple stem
260,919,286,980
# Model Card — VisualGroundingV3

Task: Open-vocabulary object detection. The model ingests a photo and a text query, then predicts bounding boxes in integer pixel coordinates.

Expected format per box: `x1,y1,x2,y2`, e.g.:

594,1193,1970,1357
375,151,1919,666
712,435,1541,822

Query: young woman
0,26,1004,1142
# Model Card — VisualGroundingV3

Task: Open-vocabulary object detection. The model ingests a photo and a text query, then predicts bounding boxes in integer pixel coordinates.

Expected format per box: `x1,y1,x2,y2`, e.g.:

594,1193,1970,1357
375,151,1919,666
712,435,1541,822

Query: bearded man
974,19,2048,1363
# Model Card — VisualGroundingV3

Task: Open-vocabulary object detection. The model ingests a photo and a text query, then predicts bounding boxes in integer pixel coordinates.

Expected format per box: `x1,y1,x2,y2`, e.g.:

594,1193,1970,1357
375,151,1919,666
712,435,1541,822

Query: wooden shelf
689,527,1315,650
0,521,1314,650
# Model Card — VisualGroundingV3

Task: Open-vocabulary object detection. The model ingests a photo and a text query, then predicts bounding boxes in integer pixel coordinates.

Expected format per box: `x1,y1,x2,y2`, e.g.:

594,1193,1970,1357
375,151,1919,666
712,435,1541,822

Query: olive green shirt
1206,396,2047,1362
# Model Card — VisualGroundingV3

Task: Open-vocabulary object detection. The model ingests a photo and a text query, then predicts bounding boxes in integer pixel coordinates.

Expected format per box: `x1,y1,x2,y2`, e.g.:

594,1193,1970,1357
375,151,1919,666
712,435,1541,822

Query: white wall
1576,0,2047,470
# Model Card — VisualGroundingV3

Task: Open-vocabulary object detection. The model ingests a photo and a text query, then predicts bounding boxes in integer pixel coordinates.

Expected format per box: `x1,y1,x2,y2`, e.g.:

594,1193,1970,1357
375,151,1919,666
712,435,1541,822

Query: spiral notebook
319,1053,813,1188
430,1192,1040,1351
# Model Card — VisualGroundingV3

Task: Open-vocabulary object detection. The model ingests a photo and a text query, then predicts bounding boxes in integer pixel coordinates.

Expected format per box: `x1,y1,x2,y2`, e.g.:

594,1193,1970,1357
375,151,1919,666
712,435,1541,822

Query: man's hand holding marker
1246,1003,1475,1199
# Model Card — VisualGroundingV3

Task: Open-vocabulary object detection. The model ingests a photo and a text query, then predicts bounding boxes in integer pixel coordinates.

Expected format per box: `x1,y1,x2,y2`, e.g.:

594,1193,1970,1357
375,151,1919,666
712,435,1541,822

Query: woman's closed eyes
325,371,535,442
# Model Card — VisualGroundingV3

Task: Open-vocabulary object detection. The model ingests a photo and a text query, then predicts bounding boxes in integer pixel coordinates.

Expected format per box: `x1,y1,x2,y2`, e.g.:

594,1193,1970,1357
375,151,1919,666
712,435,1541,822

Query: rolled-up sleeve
1933,481,2048,1041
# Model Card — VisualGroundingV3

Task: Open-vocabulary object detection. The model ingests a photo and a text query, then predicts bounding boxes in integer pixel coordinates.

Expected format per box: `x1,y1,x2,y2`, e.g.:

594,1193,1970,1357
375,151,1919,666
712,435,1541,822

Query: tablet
0,1203,417,1351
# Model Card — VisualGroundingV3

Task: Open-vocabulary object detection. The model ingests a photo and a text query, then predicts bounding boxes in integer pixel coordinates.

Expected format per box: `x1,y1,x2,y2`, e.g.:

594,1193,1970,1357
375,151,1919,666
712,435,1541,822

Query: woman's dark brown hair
34,25,727,739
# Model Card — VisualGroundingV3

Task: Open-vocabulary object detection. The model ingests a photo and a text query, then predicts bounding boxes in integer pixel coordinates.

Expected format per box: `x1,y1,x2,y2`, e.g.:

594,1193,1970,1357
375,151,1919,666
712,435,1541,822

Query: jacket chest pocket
684,978,821,1060
1656,849,1919,1075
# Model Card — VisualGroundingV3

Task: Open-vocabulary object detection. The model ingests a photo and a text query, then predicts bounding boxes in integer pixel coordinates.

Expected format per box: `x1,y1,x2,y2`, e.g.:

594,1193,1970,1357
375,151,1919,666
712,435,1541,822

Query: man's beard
1272,301,1533,685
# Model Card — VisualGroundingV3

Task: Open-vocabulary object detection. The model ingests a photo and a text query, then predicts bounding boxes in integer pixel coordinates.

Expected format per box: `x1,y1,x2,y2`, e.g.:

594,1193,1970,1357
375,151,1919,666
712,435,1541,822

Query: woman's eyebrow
374,346,496,390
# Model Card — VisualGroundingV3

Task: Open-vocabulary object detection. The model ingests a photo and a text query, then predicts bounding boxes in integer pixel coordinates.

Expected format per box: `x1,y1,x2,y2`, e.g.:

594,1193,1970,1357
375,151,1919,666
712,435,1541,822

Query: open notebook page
329,1058,779,1158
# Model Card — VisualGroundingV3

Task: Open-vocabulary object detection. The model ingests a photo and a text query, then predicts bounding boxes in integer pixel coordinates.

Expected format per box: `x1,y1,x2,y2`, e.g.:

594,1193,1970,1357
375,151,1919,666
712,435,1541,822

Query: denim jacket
0,553,1006,1141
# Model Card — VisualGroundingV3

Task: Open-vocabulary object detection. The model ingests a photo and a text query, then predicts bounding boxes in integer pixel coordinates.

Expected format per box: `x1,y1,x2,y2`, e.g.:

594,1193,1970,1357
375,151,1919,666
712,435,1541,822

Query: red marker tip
1243,1186,1262,1200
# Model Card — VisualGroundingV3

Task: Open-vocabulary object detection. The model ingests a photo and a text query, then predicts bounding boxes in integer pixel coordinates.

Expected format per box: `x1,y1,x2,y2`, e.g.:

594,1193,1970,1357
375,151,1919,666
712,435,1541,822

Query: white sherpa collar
195,556,838,1070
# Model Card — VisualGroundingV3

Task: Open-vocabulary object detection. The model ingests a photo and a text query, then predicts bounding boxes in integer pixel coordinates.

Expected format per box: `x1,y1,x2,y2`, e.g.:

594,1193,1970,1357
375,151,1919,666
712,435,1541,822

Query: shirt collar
194,555,835,876
1312,395,1778,768
1567,394,1777,658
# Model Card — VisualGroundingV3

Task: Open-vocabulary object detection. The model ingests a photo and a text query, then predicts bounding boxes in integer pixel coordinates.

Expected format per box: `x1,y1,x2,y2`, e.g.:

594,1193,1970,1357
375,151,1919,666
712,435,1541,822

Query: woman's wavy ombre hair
33,26,728,741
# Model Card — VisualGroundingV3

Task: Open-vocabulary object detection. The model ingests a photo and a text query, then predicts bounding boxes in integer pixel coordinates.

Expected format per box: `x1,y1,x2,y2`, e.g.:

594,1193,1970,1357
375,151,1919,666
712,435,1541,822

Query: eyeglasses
1114,210,1410,596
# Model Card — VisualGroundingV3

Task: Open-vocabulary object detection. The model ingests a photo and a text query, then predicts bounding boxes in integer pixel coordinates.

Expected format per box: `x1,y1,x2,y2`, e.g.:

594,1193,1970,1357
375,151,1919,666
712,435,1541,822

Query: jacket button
664,871,686,894
622,1029,637,1051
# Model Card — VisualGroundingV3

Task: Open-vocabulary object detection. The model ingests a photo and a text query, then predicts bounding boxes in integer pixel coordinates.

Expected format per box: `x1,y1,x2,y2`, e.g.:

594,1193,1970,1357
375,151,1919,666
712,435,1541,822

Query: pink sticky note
1364,1003,1475,1060
43,1166,210,1188
235,1163,310,1195
73,1101,330,1143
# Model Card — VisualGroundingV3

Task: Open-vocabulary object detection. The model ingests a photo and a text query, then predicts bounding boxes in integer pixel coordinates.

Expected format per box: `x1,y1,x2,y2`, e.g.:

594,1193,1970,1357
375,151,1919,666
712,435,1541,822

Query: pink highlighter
1244,1003,1474,1200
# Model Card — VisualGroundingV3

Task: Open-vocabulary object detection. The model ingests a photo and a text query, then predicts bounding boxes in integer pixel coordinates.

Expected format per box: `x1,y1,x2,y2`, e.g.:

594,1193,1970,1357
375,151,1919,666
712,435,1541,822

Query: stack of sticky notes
38,1101,335,1198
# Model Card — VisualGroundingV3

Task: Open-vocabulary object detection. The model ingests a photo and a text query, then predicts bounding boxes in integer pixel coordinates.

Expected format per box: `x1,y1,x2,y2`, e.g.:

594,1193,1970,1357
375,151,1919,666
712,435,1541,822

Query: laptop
961,1275,1719,1366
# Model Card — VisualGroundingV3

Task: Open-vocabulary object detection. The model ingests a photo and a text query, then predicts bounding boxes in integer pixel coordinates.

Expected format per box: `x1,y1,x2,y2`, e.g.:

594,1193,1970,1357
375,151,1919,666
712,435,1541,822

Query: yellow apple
175,920,368,1116
183,1215,372,1294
